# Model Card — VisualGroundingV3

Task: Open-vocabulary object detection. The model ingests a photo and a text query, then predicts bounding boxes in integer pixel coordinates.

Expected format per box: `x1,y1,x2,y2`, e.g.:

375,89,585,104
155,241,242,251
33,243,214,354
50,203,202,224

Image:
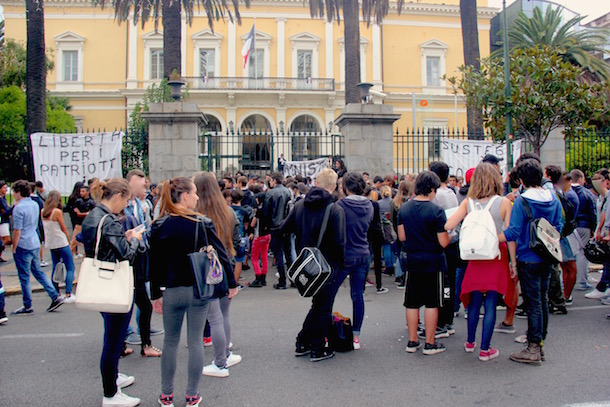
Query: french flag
241,23,255,69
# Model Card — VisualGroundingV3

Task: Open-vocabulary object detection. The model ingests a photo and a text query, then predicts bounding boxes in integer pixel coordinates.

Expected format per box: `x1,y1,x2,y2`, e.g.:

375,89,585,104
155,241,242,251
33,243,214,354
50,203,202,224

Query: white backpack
459,196,500,260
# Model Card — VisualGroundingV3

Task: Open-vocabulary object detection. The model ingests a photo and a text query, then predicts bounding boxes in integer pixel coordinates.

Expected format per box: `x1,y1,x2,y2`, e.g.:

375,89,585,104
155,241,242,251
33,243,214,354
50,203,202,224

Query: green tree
450,46,609,155
495,6,610,81
0,39,54,88
308,0,405,104
93,0,250,78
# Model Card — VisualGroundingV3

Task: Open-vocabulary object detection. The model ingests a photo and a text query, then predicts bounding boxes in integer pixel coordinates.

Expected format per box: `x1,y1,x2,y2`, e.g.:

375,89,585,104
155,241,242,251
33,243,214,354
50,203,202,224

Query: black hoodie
280,187,346,269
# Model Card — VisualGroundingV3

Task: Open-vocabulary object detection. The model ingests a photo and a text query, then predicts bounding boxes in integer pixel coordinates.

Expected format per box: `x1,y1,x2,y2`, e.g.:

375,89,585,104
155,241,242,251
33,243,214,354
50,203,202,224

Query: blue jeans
0,273,5,313
382,243,395,272
454,265,467,312
14,247,58,308
467,291,498,351
518,261,552,344
332,256,369,336
50,245,75,295
596,262,610,292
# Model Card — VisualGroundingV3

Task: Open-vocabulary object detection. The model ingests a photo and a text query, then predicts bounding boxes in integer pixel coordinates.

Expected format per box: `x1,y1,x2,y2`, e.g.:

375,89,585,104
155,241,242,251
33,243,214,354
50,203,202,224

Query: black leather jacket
263,184,292,230
82,204,139,263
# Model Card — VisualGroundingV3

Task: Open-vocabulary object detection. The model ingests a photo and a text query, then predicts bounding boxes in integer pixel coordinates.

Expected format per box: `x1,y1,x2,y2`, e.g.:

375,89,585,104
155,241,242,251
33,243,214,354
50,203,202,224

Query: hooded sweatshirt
337,195,374,260
503,188,563,263
280,187,346,268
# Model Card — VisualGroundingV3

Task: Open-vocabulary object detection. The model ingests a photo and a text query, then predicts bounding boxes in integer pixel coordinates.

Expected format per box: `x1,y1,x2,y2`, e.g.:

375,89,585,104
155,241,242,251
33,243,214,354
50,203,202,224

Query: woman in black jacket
149,177,236,407
81,178,144,407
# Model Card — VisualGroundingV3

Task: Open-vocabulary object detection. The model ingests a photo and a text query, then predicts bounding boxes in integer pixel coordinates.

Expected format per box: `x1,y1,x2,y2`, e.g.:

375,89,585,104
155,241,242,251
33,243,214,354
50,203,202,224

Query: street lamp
503,0,514,170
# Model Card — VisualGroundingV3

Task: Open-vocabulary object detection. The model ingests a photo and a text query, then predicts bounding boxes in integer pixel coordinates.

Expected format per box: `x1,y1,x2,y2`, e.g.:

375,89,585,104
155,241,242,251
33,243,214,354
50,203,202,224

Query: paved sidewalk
0,246,83,295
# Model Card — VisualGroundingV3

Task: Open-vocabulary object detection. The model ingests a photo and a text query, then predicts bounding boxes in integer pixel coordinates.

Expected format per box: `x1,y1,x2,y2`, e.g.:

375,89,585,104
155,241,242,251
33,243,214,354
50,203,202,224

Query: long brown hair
393,180,413,208
157,177,199,219
194,172,235,256
42,190,63,219
467,163,503,200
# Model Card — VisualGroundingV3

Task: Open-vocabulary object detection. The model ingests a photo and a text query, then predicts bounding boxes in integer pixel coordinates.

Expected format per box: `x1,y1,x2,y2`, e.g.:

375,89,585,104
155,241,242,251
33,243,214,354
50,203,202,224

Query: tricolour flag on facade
241,23,255,69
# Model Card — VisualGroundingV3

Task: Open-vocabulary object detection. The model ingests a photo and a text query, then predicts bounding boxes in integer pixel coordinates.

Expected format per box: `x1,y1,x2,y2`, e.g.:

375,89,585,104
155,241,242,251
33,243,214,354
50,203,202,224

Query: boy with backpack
499,159,563,365
230,189,253,288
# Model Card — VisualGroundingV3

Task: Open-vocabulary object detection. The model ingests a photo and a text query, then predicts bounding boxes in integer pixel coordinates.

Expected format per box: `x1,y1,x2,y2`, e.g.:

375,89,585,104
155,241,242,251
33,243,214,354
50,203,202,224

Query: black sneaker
47,297,64,312
310,349,335,362
549,305,568,315
249,279,263,288
565,296,574,306
11,306,34,315
405,341,421,353
242,264,251,271
273,283,287,290
423,342,446,355
295,342,311,357
418,326,449,339
445,324,455,335
515,309,528,319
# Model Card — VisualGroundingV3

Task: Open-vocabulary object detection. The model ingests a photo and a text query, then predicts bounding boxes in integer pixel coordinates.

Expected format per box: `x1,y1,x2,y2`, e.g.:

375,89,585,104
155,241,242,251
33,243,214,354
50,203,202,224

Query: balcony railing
183,77,335,91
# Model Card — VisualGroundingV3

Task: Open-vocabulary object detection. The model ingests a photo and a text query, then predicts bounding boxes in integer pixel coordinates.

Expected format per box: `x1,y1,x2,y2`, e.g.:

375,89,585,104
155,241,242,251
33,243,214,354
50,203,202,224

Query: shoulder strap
484,195,499,211
467,198,475,213
94,214,110,262
520,196,534,220
316,203,334,248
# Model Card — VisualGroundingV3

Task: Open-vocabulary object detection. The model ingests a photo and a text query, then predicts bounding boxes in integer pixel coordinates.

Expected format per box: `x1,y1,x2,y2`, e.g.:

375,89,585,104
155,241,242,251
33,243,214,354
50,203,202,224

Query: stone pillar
335,103,400,177
540,127,566,170
142,102,207,183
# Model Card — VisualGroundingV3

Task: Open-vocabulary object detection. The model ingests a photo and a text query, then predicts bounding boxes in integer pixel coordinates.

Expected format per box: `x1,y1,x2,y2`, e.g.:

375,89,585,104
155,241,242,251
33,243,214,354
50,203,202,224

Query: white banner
30,132,124,196
282,158,329,179
441,138,522,178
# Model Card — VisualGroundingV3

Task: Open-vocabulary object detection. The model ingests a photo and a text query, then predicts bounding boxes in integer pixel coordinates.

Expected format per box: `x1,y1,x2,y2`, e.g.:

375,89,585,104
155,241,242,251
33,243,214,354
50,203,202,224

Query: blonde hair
380,185,392,198
315,168,338,191
467,163,503,200
90,178,131,202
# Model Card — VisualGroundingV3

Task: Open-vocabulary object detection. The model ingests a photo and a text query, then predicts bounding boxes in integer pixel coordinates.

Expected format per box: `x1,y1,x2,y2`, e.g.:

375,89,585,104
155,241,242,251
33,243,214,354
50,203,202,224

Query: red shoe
203,337,212,347
464,342,476,353
479,347,499,361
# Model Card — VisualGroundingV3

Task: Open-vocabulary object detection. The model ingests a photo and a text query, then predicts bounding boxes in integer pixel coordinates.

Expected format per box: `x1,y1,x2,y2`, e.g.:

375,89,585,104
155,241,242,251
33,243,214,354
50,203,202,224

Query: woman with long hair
41,191,76,301
391,180,413,287
193,172,242,378
66,181,84,256
81,178,144,407
445,163,517,361
150,177,236,406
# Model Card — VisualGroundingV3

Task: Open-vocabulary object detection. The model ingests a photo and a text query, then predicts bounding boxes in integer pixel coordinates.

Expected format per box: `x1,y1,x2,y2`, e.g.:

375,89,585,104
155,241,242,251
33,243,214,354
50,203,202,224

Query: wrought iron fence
200,129,344,178
565,130,610,175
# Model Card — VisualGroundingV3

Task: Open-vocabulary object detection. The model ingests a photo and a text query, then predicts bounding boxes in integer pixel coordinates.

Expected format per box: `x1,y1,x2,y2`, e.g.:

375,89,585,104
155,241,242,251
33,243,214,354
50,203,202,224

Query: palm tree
459,0,483,138
309,0,405,104
26,0,46,135
93,0,250,78
501,6,610,81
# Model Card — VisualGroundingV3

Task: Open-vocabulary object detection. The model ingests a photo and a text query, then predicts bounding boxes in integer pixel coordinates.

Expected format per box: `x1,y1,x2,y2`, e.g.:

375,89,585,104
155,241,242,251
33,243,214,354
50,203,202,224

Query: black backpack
555,191,577,238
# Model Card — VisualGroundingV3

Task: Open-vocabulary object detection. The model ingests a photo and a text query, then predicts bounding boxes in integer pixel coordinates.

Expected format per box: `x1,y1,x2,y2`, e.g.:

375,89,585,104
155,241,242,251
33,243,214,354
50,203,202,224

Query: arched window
290,114,320,161
240,114,272,171
203,114,223,133
240,114,272,132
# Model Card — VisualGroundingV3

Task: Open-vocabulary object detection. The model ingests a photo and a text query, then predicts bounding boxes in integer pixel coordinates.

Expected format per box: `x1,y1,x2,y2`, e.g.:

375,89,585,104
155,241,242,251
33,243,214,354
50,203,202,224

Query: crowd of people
0,151,609,406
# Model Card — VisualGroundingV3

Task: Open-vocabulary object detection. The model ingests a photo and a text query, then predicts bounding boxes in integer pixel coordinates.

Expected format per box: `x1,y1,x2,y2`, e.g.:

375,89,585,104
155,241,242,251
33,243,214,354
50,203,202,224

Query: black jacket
82,204,139,264
263,184,292,230
367,200,384,243
280,187,346,269
149,214,236,300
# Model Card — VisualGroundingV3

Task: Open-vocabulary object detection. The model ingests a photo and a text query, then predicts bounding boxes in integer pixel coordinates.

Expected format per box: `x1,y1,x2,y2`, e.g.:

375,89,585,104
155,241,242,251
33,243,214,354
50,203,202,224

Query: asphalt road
1,273,609,407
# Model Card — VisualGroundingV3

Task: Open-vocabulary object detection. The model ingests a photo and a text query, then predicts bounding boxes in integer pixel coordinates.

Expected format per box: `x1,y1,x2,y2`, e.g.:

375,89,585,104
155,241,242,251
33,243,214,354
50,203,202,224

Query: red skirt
459,242,510,307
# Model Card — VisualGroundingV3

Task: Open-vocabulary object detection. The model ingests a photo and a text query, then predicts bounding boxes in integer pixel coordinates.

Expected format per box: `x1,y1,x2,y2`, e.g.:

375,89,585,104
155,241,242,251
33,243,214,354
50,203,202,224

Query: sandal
141,344,162,357
120,347,134,358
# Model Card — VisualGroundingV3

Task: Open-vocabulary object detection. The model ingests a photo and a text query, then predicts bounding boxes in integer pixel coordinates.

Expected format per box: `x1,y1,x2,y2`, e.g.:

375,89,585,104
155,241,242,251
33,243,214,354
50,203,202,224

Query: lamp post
503,0,514,170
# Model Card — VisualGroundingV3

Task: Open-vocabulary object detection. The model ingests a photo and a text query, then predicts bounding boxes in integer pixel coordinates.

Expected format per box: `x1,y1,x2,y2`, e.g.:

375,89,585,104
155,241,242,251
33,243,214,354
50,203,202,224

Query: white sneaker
63,295,77,304
226,352,242,368
202,363,229,377
102,389,140,406
584,288,609,299
116,373,134,389
40,260,49,267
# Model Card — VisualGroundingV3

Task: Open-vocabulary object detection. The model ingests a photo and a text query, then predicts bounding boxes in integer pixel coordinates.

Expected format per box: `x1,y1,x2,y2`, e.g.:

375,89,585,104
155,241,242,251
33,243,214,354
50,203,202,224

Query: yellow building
4,0,496,170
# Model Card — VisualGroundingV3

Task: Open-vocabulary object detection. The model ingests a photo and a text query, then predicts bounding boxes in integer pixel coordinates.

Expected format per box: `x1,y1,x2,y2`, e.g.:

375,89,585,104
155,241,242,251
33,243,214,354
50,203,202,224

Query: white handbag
75,214,134,313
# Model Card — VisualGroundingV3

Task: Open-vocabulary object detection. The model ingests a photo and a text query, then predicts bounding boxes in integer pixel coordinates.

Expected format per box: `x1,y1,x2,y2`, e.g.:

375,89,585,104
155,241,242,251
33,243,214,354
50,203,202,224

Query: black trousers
438,242,459,327
297,270,338,352
548,264,566,307
134,281,152,347
270,230,287,285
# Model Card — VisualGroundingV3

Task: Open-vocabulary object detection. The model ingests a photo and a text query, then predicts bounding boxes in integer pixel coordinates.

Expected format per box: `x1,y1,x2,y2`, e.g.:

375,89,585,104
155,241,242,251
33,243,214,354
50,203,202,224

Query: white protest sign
282,157,329,178
30,132,123,196
441,138,521,177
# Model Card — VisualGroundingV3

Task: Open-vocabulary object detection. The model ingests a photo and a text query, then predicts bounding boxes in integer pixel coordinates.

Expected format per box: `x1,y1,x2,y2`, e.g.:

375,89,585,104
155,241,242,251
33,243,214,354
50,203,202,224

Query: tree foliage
449,46,609,154
0,39,54,89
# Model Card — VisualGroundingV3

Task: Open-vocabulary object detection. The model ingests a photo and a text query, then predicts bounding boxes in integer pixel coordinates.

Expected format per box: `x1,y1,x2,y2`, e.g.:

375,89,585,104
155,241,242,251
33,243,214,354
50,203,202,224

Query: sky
487,0,609,24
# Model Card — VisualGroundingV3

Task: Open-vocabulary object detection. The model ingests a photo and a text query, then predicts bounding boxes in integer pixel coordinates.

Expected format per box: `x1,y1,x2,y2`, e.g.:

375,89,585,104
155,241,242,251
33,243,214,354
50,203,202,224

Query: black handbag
328,312,354,352
584,239,610,264
188,217,228,300
287,203,333,298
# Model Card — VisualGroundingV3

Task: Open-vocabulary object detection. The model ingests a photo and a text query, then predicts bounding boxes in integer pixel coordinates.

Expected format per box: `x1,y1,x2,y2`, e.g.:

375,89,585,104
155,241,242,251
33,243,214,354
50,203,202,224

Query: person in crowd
0,181,13,263
249,188,271,288
378,186,395,281
429,161,459,338
398,171,450,355
561,171,581,303
281,168,346,361
278,154,286,173
482,154,503,173
66,181,85,257
390,180,413,288
82,178,144,407
362,172,370,183
571,169,597,291
263,172,293,289
457,168,475,205
149,177,235,406
447,175,458,193
28,183,47,267
334,172,373,350
365,185,387,294
500,159,563,365
10,180,64,315
237,176,256,210
193,172,241,379
372,176,384,193
229,189,253,288
146,183,158,210
445,163,516,361
35,181,48,202
41,191,76,302
587,170,610,301
334,159,347,178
